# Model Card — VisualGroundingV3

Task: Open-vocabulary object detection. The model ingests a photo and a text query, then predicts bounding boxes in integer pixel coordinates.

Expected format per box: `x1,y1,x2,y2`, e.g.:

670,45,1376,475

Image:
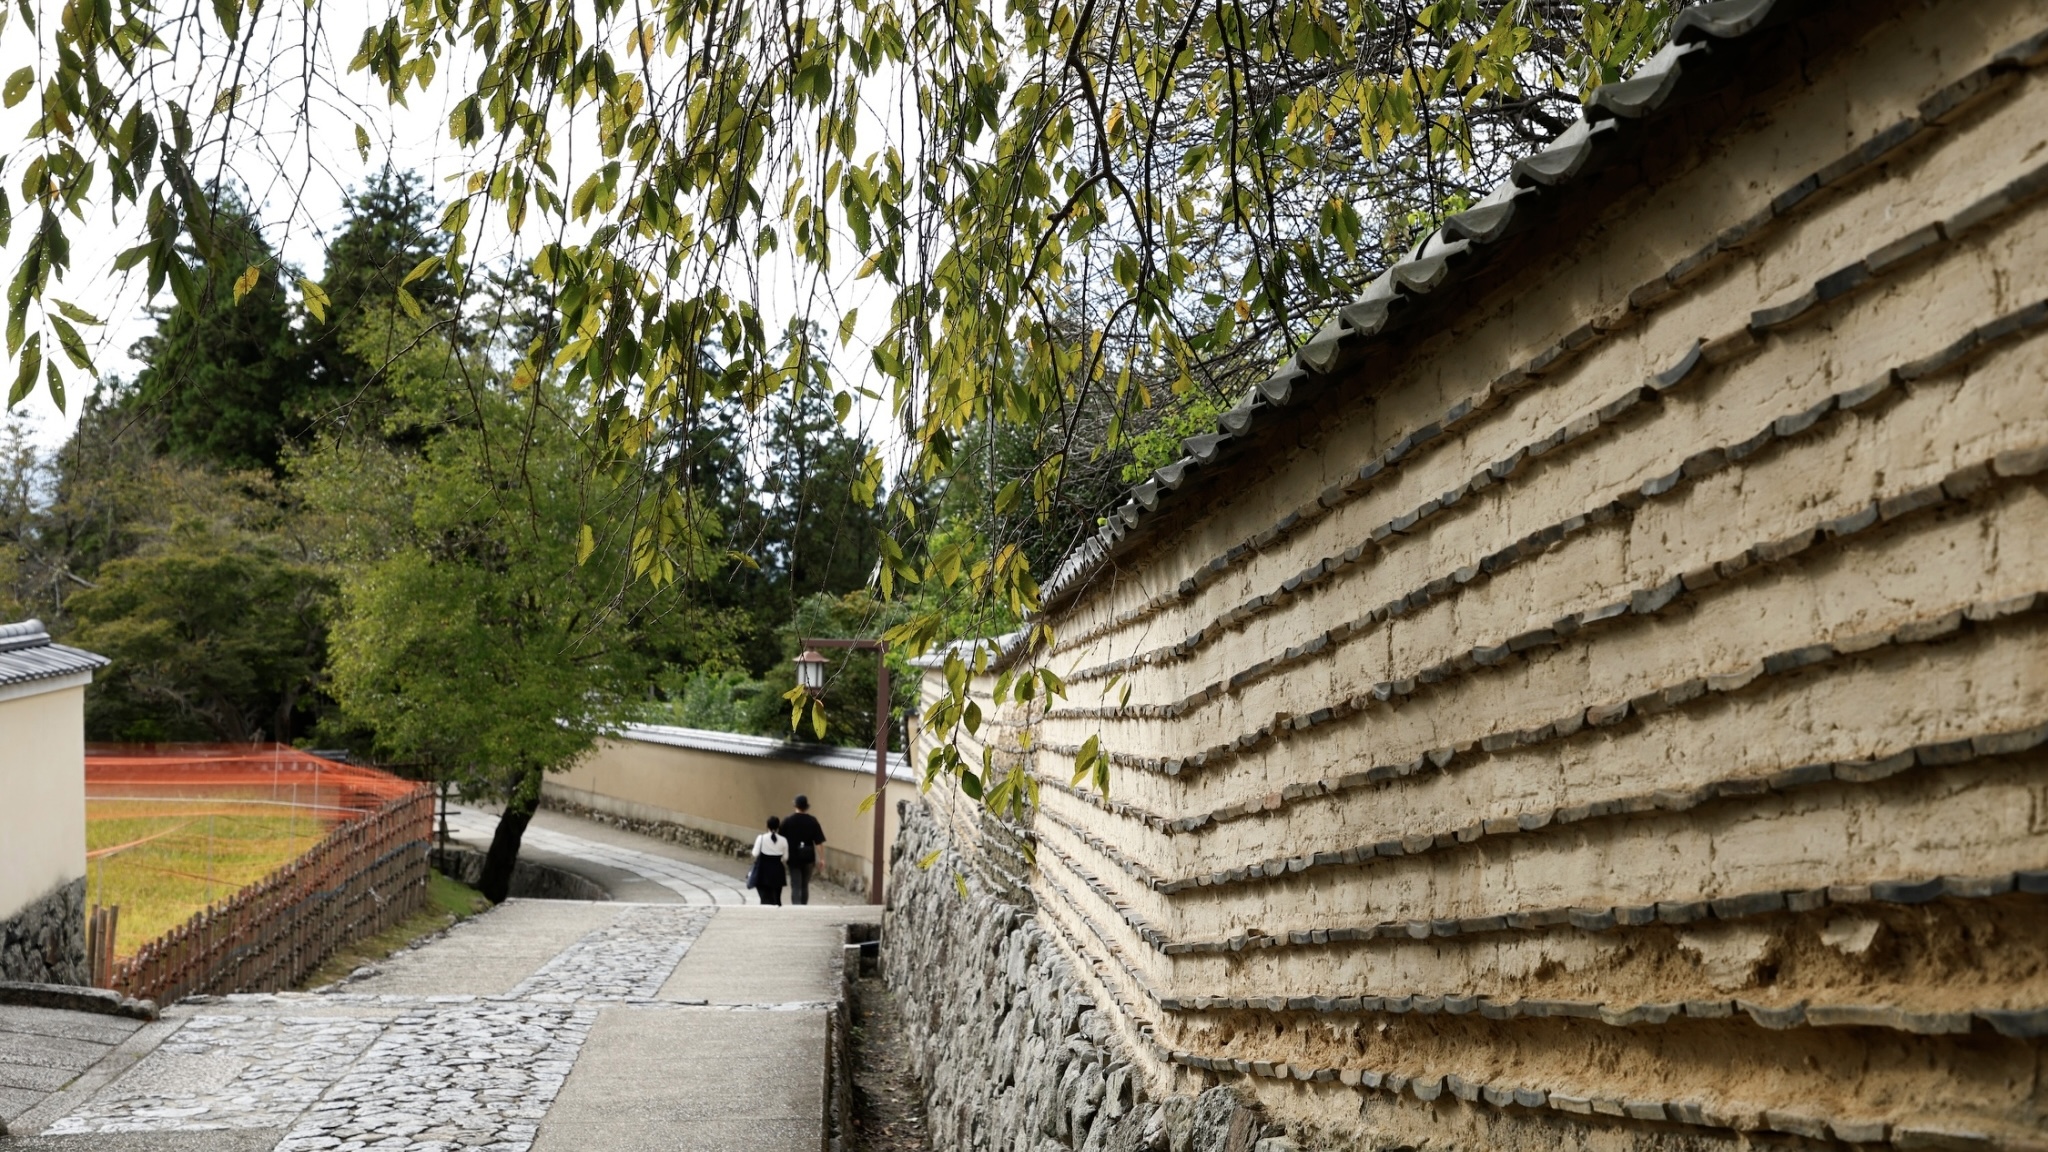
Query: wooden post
800,637,892,905
873,654,889,906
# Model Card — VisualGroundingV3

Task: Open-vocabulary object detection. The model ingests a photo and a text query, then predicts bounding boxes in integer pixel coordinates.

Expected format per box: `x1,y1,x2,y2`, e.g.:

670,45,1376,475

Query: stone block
1832,1118,1891,1144
1764,1111,1830,1139
1767,762,1833,790
1712,889,1777,914
1866,223,1943,273
1871,877,1944,904
1979,1007,2048,1038
1992,444,2048,478
1939,874,2012,898
1894,1126,1994,1152
1658,901,1710,925
1913,738,1974,766
1835,750,1915,783
1785,887,1829,913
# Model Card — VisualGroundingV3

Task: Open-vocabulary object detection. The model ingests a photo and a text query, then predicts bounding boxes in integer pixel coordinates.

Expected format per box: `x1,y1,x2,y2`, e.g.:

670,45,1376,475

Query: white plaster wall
0,680,88,919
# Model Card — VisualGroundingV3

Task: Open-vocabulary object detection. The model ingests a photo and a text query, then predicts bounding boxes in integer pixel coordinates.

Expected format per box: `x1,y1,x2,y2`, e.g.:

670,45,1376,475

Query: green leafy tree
67,516,331,742
126,195,319,473
2,395,337,741
0,416,49,622
299,303,712,901
307,168,458,435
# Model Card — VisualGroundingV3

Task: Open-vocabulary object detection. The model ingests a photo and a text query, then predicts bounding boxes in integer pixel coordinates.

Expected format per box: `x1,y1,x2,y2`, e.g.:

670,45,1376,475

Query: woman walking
749,815,790,906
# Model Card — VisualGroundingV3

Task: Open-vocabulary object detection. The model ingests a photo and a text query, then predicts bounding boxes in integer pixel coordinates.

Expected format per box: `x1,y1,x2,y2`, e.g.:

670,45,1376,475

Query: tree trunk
479,767,542,903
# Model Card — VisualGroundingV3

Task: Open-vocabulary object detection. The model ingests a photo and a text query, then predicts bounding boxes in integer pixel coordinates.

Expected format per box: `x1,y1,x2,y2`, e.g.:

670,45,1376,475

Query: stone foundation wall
887,801,1280,1152
0,878,86,986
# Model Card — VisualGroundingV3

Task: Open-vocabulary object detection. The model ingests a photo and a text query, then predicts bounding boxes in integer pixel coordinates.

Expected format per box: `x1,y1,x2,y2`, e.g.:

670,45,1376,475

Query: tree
125,195,319,473
298,302,712,901
0,416,49,623
306,168,459,436
66,515,330,742
2,394,338,742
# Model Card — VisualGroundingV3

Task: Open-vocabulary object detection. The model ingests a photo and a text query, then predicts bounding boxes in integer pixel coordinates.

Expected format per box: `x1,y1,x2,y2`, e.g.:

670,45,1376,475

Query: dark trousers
758,884,783,906
789,861,815,905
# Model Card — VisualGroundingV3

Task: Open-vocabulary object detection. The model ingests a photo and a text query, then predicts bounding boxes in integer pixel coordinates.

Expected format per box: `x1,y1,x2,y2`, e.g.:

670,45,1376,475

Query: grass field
86,798,333,958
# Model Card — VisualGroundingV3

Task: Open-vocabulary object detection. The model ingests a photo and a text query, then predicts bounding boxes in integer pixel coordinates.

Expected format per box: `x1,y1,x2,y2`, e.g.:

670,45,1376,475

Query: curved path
441,806,862,907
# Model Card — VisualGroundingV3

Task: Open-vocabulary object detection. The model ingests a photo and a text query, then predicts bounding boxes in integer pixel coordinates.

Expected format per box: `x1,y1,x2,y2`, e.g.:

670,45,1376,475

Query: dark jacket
782,812,826,866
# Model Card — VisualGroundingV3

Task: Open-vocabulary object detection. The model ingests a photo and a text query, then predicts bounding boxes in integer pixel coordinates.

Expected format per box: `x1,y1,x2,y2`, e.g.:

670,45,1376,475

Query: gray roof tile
0,619,108,689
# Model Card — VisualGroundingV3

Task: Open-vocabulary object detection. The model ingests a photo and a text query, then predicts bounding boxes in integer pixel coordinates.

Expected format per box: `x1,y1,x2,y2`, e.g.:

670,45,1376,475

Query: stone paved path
0,1006,145,1128
2,901,878,1152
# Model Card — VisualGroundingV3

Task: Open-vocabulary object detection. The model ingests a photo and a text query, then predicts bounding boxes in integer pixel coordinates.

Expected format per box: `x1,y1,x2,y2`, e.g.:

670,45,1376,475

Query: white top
752,832,788,857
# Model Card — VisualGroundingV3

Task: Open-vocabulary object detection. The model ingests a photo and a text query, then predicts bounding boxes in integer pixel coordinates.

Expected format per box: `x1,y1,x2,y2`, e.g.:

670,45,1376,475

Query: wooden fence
112,788,433,1005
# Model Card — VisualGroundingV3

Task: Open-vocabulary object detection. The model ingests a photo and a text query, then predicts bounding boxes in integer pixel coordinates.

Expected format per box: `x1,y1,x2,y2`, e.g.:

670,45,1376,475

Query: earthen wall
905,4,2048,1148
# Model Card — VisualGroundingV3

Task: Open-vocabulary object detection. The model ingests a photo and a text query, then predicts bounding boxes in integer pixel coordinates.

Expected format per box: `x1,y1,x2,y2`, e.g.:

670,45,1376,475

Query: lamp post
795,638,889,905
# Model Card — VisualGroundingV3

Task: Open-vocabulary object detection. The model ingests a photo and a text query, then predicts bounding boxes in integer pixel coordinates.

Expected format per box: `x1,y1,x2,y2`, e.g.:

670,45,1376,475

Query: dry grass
86,798,331,957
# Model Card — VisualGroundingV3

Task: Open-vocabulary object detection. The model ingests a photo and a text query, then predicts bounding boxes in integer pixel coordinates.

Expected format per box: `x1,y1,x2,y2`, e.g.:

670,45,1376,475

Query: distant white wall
548,724,912,894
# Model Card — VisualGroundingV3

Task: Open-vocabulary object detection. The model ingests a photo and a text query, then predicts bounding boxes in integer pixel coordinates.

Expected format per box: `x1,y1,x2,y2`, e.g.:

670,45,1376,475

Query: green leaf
112,241,152,272
916,848,942,870
1,67,30,109
44,358,62,412
52,300,99,325
354,123,371,162
396,286,421,318
960,769,982,799
811,700,827,738
49,313,91,371
576,523,595,564
9,332,39,405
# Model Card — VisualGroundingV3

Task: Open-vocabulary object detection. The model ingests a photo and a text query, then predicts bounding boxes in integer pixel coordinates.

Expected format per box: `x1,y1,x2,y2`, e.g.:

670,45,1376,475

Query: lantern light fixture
794,647,828,696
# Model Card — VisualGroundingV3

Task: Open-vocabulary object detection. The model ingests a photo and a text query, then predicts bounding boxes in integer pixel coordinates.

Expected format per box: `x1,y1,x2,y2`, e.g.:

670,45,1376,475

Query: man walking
782,795,826,905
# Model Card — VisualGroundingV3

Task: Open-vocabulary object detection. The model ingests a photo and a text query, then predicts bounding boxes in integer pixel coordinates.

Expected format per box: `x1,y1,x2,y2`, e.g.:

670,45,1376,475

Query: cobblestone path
31,903,720,1150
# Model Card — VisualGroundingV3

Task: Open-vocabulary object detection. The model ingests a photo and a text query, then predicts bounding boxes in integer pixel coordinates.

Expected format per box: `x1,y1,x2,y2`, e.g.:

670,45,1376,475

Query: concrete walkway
441,806,863,907
0,901,878,1151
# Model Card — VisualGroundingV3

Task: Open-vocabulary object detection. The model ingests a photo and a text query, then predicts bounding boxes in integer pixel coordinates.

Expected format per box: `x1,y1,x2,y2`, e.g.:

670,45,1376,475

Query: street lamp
794,647,829,694
795,638,889,905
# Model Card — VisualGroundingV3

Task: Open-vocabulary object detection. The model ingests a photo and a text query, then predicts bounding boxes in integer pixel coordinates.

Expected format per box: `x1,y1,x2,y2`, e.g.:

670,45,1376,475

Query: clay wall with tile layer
910,3,2048,1148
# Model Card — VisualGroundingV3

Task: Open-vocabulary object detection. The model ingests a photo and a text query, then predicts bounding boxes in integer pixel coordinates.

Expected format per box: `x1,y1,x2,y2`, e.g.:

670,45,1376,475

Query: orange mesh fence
86,744,422,819
84,745,433,1004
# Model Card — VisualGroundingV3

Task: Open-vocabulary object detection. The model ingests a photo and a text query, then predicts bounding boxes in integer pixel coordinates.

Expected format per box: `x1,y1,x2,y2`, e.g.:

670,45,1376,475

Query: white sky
1,1,910,460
